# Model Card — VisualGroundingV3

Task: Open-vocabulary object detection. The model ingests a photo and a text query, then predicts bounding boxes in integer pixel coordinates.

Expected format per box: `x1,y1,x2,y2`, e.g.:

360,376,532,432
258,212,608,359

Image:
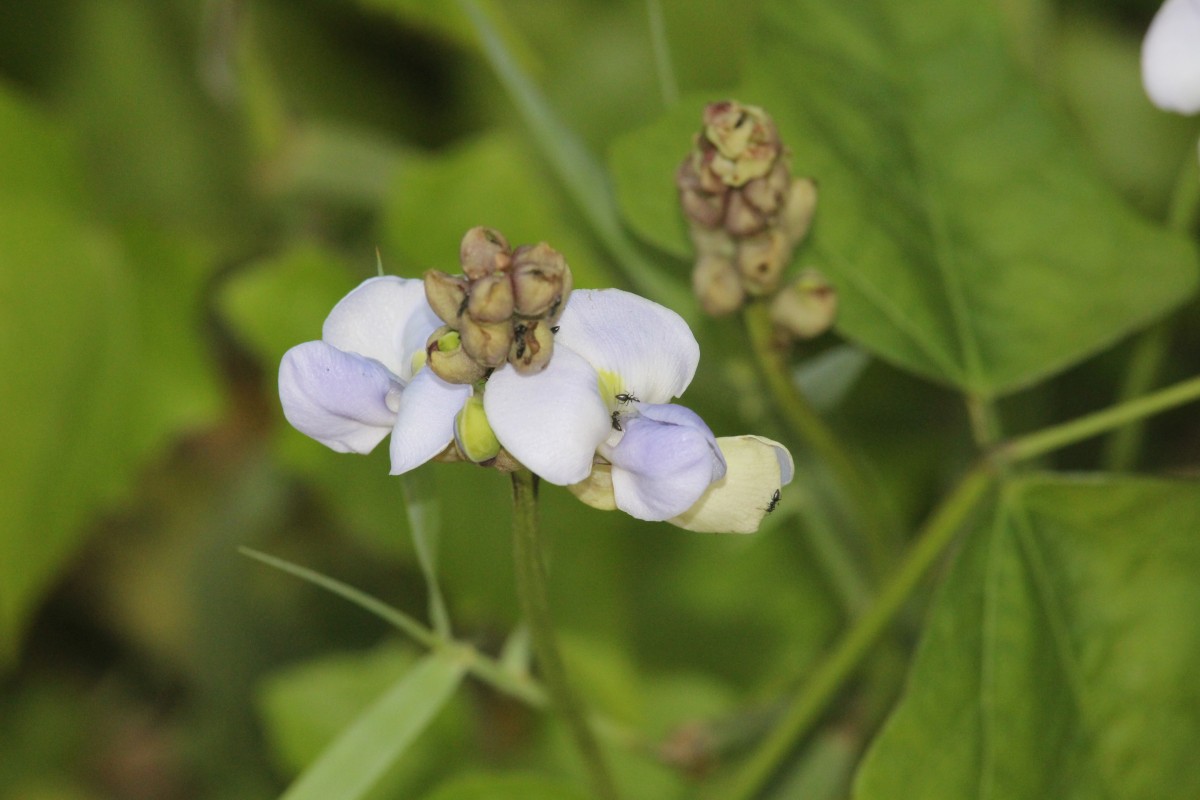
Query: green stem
721,464,995,800
646,0,678,107
1101,323,1170,471
965,392,1003,448
511,470,620,800
460,0,695,319
795,501,872,617
1102,145,1199,469
238,547,547,707
999,373,1200,465
743,302,896,577
1165,142,1200,234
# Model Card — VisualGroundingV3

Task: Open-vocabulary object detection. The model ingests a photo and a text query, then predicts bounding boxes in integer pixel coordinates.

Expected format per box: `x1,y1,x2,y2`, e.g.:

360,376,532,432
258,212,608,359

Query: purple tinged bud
508,320,555,374
424,269,469,326
737,229,790,296
460,226,512,280
782,177,819,245
693,253,745,316
724,191,770,237
770,268,838,340
426,325,489,384
460,317,514,368
511,242,571,319
466,272,515,323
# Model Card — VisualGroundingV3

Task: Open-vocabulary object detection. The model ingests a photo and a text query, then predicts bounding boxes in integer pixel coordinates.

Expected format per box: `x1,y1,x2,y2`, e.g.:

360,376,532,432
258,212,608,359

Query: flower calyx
678,101,819,315
423,226,574,382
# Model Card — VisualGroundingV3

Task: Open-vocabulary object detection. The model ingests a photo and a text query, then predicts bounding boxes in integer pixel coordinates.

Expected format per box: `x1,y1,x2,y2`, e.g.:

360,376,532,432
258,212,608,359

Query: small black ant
614,392,639,404
765,489,781,513
611,411,623,432
550,325,560,334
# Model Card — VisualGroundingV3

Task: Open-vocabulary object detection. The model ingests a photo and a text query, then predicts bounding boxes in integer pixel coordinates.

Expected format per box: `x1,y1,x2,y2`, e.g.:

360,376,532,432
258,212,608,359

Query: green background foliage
2,0,1198,798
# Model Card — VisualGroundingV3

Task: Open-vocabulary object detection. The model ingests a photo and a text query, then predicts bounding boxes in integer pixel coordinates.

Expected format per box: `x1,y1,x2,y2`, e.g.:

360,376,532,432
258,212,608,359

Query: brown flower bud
508,320,555,374
742,160,791,216
769,268,837,340
693,253,745,316
511,242,570,319
424,270,469,326
691,146,727,194
782,177,819,245
460,316,514,368
678,158,727,228
460,226,512,280
689,225,736,260
466,272,514,324
702,101,781,187
426,326,488,384
724,190,770,237
736,229,791,296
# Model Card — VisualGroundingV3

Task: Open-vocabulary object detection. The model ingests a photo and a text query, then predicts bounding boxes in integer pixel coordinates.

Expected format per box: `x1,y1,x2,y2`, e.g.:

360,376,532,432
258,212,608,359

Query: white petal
322,276,441,378
485,347,611,485
279,341,401,454
389,368,471,474
608,405,726,521
669,435,794,534
554,289,700,404
1142,0,1200,114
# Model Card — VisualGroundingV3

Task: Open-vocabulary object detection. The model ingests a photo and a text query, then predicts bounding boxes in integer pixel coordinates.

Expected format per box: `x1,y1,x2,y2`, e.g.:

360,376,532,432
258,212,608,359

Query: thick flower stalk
279,230,792,534
677,100,821,318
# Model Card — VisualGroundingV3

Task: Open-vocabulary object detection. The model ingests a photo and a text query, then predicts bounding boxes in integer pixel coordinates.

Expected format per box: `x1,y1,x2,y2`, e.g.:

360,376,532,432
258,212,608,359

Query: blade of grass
400,470,452,637
281,650,467,800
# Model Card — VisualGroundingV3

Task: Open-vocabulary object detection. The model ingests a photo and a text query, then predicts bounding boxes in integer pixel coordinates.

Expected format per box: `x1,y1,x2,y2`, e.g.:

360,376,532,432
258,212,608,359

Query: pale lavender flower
278,276,471,474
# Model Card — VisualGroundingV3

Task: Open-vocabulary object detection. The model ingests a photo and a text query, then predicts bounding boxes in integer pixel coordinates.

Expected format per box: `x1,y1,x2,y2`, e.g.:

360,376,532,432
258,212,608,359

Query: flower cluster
677,101,821,317
423,227,572,383
279,230,792,534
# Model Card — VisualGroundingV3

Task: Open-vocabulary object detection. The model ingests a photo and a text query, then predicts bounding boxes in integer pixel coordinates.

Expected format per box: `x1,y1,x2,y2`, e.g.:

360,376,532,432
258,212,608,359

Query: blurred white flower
1142,0,1200,114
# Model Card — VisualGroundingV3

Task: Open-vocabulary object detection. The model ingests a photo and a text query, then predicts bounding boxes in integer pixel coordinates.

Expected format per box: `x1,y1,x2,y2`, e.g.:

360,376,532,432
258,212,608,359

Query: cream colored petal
567,462,618,511
669,435,793,534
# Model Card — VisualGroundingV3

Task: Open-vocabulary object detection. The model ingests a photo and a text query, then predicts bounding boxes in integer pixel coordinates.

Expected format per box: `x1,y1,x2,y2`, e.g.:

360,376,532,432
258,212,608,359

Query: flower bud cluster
423,227,573,384
677,101,819,316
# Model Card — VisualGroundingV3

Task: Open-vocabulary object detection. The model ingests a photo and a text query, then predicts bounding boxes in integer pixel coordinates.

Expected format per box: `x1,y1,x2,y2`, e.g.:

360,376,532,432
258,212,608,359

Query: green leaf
608,96,701,260
381,131,612,288
854,474,1200,800
278,648,468,800
611,0,1198,395
217,245,364,367
747,0,1198,395
0,86,221,662
457,0,694,315
419,773,590,800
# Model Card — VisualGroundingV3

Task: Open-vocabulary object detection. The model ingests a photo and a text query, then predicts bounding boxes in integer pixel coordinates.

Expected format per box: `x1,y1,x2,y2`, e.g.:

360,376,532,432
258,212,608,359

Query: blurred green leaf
419,772,590,800
748,0,1198,395
60,0,249,233
0,85,221,662
611,0,1199,395
1055,12,1198,217
608,96,699,259
855,474,1200,800
272,647,468,800
218,245,364,365
457,0,694,314
381,131,612,288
